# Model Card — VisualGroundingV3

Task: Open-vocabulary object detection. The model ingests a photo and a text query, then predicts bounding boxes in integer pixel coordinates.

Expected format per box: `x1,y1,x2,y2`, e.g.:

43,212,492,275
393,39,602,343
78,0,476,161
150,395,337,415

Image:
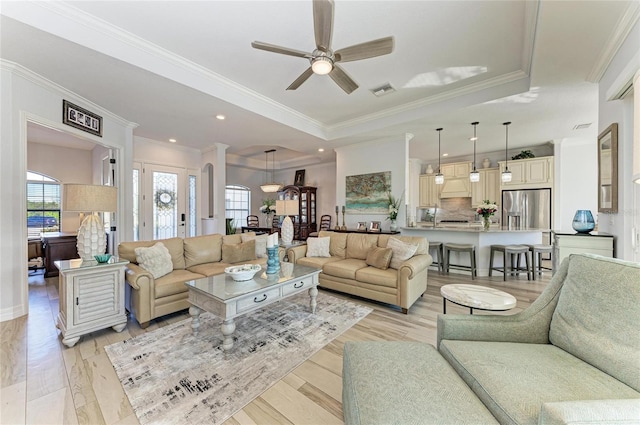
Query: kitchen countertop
402,226,549,233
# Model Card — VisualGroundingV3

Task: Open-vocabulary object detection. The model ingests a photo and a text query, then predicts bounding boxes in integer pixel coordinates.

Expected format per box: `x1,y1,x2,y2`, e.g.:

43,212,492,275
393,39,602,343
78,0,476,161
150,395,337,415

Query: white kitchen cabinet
419,174,438,206
552,232,614,271
55,258,129,347
471,168,500,207
499,156,554,189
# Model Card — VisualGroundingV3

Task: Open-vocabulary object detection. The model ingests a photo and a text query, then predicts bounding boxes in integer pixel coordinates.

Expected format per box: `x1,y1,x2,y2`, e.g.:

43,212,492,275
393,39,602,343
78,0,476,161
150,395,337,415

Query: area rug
105,291,372,425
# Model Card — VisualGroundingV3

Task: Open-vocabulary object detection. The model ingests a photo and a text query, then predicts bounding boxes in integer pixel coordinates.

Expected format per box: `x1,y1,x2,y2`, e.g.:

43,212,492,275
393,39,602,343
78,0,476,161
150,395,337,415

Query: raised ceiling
1,1,637,167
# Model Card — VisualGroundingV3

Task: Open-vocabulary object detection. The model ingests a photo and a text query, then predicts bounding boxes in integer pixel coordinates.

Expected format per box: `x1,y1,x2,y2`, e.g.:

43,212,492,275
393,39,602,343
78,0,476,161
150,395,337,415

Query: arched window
27,171,61,237
225,185,251,230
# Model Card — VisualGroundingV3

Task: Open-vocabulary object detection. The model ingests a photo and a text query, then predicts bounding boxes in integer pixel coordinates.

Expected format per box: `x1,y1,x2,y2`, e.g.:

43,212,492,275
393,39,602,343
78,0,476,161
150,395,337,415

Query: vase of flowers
387,192,403,231
477,200,498,231
259,198,276,227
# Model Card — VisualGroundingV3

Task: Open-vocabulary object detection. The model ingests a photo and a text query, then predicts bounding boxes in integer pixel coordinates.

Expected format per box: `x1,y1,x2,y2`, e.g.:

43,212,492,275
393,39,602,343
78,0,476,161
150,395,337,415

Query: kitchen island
400,225,545,277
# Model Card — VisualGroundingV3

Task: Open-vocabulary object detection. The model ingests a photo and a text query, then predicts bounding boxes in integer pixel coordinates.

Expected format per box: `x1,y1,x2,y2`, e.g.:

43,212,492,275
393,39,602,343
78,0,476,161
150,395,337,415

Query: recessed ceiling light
216,115,225,120
169,138,177,143
443,153,449,157
318,148,324,152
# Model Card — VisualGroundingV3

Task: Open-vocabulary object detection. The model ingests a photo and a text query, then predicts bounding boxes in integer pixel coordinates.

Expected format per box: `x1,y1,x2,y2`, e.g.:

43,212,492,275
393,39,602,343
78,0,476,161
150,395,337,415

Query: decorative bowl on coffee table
225,264,262,281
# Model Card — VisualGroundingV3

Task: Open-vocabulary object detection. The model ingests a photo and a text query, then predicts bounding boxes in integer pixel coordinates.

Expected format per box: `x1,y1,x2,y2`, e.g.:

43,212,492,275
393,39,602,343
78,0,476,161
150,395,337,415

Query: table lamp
63,184,117,261
276,199,299,245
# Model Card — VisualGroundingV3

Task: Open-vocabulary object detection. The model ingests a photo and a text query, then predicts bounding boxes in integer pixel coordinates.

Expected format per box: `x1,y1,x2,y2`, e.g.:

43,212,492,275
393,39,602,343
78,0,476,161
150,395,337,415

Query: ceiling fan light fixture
311,56,333,75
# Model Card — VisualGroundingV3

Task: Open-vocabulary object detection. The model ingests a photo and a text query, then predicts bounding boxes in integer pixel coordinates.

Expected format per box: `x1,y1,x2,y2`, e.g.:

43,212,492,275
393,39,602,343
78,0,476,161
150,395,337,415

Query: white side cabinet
55,258,129,347
552,232,614,271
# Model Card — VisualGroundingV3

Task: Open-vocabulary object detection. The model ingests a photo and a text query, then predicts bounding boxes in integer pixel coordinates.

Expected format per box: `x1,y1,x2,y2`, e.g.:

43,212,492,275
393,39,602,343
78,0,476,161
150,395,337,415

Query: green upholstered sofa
342,254,640,424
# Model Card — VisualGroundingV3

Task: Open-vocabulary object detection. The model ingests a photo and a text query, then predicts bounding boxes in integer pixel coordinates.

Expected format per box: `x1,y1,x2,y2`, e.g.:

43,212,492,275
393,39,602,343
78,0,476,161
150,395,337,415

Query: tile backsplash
417,197,500,223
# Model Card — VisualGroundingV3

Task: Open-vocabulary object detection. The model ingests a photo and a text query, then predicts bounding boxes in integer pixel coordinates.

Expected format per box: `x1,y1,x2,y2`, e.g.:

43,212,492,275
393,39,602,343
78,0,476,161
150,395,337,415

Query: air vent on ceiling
370,83,396,97
573,123,592,130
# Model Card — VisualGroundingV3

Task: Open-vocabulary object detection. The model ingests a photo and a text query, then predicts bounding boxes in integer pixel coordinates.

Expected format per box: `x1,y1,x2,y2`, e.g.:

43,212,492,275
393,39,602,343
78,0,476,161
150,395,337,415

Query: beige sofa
286,231,432,313
118,232,284,327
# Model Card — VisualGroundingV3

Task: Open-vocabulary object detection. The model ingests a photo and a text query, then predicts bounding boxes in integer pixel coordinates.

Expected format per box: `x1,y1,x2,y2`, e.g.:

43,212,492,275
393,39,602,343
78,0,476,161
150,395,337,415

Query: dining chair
319,214,332,231
246,215,259,227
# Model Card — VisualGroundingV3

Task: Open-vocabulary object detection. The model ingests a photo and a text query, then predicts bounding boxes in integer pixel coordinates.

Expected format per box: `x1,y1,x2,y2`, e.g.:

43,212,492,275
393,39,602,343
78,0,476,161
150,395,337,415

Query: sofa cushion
221,240,256,264
306,236,331,257
319,230,347,258
183,234,223,268
240,232,268,258
365,247,393,270
119,237,185,270
387,237,418,269
296,256,342,269
323,259,367,280
346,233,379,260
378,234,428,255
549,254,640,391
187,262,229,277
134,242,173,279
222,233,243,245
355,266,397,288
154,269,202,298
439,340,640,425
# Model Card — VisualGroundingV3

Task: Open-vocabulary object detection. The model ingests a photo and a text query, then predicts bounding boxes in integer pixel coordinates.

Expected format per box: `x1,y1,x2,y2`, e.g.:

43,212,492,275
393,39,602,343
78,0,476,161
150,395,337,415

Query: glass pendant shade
501,169,512,182
435,173,444,185
469,170,480,182
261,149,282,193
572,210,595,233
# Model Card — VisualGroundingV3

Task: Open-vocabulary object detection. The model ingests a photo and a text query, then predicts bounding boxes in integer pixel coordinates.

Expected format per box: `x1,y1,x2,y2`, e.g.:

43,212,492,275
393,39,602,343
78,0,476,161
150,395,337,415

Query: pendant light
260,149,282,193
435,128,444,185
469,122,480,182
502,122,513,183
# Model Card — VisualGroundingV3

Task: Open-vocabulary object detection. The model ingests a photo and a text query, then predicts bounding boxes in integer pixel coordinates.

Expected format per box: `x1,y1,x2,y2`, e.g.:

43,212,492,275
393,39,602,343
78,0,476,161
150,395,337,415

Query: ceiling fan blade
329,65,358,94
335,36,394,63
251,41,311,58
287,67,314,90
313,0,334,52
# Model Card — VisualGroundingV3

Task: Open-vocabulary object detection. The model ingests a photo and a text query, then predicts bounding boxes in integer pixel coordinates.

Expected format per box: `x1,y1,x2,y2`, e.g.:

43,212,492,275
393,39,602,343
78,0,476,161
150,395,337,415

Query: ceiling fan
251,0,394,94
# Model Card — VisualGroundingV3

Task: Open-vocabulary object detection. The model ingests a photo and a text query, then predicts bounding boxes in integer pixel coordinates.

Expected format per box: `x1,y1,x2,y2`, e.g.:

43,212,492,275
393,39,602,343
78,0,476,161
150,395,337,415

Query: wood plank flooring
1,267,549,424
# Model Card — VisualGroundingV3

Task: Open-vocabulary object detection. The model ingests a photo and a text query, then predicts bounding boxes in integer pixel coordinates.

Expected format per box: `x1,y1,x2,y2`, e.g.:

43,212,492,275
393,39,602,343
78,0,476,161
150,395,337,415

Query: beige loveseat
118,233,284,327
286,231,432,313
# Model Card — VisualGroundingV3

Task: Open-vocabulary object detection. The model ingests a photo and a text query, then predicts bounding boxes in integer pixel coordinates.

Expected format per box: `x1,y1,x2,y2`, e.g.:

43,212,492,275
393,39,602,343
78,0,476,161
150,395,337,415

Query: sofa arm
539,399,640,425
286,245,308,263
124,263,156,326
124,263,153,290
437,256,570,349
398,253,432,279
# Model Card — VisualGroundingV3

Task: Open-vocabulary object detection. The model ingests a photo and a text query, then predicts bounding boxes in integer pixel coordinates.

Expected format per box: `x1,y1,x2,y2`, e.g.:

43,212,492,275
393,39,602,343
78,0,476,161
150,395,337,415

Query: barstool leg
444,248,450,275
489,248,494,277
502,251,508,281
525,251,531,281
471,250,477,279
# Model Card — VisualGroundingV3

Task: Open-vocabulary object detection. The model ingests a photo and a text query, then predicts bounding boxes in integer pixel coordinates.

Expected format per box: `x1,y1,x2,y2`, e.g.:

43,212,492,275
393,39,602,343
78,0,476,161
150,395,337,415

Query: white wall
0,61,136,322
335,137,408,231
597,20,639,260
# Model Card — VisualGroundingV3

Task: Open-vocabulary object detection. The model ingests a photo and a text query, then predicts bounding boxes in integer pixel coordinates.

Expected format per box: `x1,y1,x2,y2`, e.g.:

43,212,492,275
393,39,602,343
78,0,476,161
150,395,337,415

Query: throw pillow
222,240,256,264
387,237,418,269
240,233,268,258
365,247,393,270
306,236,331,258
134,242,173,279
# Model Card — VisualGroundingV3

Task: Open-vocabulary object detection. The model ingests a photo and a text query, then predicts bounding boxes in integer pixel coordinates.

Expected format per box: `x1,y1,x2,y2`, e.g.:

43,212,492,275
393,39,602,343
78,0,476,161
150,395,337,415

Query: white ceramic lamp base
77,213,106,261
281,216,294,245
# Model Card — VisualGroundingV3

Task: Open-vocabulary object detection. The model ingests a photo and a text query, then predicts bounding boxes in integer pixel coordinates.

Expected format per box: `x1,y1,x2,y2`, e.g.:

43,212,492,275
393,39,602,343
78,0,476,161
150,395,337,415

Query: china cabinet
278,185,317,240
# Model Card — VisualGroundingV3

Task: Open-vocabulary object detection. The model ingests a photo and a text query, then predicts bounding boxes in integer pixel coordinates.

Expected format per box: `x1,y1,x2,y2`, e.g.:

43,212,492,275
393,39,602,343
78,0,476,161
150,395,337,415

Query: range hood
440,178,471,198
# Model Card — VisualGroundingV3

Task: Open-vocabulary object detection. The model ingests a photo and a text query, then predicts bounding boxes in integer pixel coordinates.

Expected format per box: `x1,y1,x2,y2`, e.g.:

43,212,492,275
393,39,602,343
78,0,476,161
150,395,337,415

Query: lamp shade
63,184,117,212
276,199,299,216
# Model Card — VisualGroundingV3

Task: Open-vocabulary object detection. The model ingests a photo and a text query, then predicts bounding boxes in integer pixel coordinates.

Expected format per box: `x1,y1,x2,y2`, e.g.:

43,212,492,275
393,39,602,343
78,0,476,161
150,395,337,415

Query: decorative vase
425,164,434,174
264,213,272,227
389,219,398,232
266,246,280,274
572,210,595,233
483,216,491,231
482,158,491,169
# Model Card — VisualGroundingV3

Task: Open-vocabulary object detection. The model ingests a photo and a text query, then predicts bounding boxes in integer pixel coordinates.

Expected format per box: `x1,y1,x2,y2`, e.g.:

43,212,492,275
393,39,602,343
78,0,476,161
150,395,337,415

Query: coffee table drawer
236,287,280,313
282,275,314,296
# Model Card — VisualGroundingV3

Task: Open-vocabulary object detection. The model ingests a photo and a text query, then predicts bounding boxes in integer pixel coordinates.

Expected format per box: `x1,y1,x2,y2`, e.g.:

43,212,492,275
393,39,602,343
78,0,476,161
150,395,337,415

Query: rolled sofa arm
124,263,153,290
398,253,432,279
437,257,570,349
538,399,640,425
286,245,308,263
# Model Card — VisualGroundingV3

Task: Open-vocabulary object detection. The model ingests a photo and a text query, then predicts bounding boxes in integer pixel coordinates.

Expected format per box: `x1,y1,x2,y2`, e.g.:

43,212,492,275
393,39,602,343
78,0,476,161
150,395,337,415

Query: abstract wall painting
345,171,391,214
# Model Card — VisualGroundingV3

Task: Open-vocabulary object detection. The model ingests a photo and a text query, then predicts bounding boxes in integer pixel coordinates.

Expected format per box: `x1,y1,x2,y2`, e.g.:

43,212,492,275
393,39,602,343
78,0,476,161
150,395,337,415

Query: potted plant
511,150,535,160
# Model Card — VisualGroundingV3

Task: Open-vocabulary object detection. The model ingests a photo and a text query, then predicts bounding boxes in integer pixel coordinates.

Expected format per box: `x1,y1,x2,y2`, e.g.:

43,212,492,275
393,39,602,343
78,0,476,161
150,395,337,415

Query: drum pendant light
435,128,444,185
502,122,513,183
260,149,282,193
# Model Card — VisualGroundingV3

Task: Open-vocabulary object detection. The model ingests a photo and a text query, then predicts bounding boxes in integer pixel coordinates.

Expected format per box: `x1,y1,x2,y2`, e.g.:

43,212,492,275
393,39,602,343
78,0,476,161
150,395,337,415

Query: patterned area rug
105,292,372,425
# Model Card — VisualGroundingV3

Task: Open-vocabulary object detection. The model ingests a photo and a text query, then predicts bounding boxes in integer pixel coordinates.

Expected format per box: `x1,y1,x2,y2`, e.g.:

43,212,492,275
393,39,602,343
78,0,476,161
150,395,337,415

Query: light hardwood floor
1,267,550,425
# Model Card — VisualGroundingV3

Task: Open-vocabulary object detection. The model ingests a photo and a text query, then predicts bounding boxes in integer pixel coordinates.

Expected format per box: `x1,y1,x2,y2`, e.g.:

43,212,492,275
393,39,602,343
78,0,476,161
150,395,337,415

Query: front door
144,165,187,240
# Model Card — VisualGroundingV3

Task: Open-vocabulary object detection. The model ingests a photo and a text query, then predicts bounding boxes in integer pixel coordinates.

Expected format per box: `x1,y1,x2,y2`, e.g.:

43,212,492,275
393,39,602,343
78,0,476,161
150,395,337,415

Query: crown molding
522,0,541,76
587,1,640,83
1,59,138,128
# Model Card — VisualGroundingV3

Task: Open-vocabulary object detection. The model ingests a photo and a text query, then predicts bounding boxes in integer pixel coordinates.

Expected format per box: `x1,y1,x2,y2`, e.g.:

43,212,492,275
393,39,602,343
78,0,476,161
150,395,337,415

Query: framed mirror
597,123,618,213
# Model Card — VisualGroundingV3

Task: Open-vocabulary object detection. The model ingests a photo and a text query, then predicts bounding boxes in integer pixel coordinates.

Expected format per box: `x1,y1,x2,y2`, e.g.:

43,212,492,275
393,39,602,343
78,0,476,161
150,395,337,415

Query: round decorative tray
224,264,262,281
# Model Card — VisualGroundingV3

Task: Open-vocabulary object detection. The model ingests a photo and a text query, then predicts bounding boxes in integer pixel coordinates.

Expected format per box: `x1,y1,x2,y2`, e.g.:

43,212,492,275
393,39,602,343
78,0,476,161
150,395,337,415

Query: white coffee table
185,263,320,351
440,284,516,314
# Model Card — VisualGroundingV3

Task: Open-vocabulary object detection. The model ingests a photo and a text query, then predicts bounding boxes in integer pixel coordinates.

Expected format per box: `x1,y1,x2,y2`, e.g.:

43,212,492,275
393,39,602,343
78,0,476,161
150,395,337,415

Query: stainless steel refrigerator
502,188,552,248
